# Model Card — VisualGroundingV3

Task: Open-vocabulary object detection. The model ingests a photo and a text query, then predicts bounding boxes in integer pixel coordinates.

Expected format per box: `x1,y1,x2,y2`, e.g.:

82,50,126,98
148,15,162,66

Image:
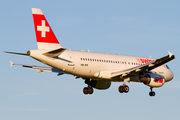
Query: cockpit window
166,65,170,69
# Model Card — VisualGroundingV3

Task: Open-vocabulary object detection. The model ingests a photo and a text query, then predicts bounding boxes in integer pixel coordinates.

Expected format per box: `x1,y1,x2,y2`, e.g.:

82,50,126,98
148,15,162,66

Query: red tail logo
37,20,50,38
32,9,59,44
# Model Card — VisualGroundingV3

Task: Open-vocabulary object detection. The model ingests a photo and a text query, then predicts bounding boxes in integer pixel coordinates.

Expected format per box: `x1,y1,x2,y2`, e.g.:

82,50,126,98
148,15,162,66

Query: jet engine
139,73,165,87
85,80,111,90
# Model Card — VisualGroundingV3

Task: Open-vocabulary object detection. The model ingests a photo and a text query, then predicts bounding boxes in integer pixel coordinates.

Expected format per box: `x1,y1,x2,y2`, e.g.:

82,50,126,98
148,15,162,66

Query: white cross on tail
37,20,50,37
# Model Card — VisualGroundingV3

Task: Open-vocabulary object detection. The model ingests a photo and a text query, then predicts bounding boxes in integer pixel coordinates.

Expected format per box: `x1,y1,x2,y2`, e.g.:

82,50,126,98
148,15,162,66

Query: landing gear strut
83,79,94,95
149,87,155,97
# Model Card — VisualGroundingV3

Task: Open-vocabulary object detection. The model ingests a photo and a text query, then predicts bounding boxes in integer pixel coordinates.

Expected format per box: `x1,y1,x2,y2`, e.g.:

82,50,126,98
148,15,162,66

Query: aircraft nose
170,70,174,80
166,70,174,82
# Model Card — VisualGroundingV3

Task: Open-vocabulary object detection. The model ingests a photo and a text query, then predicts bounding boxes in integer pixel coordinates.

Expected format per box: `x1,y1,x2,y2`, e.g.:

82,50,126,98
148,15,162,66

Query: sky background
0,0,180,120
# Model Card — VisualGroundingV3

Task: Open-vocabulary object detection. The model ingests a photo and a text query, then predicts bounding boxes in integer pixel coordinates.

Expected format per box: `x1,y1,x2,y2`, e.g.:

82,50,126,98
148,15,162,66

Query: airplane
5,8,175,97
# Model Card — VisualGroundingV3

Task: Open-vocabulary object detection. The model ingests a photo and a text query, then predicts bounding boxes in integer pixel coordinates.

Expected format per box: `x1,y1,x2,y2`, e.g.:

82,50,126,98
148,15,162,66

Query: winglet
10,61,14,67
168,51,173,58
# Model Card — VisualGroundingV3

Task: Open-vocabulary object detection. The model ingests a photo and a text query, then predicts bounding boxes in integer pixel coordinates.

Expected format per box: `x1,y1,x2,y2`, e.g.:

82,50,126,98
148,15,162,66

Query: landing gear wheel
149,91,155,96
83,87,94,95
119,86,124,93
118,85,129,93
83,79,94,95
83,87,89,95
88,87,94,94
149,87,155,97
124,85,129,93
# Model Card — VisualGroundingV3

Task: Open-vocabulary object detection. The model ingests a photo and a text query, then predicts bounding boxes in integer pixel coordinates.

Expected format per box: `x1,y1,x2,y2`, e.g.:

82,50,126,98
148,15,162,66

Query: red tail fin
32,8,62,49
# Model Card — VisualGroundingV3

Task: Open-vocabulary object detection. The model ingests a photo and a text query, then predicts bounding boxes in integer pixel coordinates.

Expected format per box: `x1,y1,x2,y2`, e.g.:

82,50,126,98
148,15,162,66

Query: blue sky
1,0,180,120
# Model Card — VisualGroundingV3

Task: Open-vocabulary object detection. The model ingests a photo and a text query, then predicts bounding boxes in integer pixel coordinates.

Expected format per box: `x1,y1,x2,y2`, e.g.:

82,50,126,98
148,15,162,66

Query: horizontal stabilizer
43,48,66,57
5,51,28,56
9,61,66,75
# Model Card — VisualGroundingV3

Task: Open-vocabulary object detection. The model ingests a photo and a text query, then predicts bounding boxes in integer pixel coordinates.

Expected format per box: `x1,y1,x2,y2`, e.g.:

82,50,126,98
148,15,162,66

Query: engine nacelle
85,80,111,90
139,73,165,88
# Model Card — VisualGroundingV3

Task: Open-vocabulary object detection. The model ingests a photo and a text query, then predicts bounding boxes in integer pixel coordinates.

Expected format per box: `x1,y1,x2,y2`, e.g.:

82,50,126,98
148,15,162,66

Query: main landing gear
149,87,155,97
118,78,130,93
83,87,94,95
83,79,94,95
118,85,129,93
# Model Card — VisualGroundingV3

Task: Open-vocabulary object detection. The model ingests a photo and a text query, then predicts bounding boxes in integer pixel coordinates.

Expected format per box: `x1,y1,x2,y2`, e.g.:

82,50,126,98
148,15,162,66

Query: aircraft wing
9,61,66,75
111,51,175,78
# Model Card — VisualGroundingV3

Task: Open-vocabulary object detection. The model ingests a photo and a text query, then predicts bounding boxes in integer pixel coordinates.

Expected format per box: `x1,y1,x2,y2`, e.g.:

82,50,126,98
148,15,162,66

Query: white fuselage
29,49,174,83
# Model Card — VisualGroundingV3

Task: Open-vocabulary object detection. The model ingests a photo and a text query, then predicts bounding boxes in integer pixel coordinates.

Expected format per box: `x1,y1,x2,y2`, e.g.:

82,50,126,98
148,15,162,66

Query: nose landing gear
149,87,155,97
